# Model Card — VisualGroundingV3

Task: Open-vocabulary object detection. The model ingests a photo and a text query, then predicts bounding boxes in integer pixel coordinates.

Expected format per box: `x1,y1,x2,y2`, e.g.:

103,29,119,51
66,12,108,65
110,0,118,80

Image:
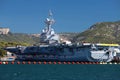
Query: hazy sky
0,0,120,33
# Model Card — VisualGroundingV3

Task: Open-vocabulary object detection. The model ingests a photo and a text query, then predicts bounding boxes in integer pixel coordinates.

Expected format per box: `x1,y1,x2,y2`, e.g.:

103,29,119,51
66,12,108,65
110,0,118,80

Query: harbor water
0,64,120,80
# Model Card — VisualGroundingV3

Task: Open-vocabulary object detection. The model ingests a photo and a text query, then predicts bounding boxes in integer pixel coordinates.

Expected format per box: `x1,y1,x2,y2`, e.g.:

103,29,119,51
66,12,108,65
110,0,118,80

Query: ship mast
45,10,55,32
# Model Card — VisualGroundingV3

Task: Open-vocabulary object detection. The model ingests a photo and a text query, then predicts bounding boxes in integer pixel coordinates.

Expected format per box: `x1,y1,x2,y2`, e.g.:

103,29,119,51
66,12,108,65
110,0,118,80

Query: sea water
0,64,120,80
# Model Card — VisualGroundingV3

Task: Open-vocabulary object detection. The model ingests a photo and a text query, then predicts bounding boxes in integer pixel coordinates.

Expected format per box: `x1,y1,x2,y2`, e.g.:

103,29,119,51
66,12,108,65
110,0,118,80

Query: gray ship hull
5,43,120,62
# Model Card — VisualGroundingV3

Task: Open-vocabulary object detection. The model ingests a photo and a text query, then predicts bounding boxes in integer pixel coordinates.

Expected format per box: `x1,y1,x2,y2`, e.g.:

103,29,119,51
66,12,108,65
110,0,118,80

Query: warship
5,11,120,62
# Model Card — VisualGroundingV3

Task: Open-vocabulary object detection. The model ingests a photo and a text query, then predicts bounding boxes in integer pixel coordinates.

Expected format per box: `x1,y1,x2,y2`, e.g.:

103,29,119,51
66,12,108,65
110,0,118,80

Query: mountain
73,21,120,44
1,20,120,46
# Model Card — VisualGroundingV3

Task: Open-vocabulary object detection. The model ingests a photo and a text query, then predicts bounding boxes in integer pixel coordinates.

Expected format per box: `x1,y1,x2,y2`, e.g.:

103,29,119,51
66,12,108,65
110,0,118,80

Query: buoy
3,62,6,64
53,62,57,64
108,62,112,64
27,61,31,64
58,62,61,64
22,61,26,64
63,62,67,64
72,62,75,64
100,62,103,64
114,62,117,64
67,62,71,64
99,62,102,64
33,61,36,64
76,62,80,64
101,62,104,64
104,62,107,64
17,61,20,64
43,61,47,64
11,61,14,64
0,62,2,64
81,62,84,64
97,62,100,64
84,62,88,64
88,62,92,64
38,61,41,64
5,62,8,64
48,62,51,64
92,62,95,64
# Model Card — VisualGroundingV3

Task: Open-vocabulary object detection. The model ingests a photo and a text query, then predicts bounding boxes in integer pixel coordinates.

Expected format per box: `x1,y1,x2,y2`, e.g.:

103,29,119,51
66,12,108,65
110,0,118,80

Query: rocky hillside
0,33,40,46
73,21,120,44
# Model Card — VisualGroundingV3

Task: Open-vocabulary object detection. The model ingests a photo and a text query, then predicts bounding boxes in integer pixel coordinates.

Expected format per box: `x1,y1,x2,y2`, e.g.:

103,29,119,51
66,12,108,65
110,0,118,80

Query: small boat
0,51,16,61
0,56,16,61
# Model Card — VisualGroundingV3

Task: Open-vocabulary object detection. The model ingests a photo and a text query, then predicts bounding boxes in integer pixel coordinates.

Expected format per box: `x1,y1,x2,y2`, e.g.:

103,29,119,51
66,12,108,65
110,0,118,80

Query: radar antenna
45,10,55,32
49,10,53,16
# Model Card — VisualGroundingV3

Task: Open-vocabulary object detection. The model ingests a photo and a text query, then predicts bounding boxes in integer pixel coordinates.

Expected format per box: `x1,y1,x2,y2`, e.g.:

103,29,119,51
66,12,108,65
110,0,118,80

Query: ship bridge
40,10,60,44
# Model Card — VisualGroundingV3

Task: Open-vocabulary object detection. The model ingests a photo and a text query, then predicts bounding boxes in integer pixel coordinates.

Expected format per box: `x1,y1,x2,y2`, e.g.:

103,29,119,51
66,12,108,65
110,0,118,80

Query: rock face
73,21,120,44
0,28,10,35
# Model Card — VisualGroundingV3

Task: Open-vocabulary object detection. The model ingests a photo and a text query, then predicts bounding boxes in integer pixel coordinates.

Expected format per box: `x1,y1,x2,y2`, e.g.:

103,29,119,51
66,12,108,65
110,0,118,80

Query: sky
0,0,120,33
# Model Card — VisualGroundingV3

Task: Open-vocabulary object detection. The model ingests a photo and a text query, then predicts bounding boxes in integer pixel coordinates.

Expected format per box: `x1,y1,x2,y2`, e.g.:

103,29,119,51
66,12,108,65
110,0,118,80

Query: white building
0,28,10,35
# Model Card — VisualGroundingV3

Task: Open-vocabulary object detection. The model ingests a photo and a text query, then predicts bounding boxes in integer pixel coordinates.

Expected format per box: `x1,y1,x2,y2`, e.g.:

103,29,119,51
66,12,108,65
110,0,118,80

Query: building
31,34,40,37
0,28,10,35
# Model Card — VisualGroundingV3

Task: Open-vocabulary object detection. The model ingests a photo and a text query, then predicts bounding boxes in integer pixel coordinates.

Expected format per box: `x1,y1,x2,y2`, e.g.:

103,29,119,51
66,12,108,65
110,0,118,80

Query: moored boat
0,56,16,61
5,43,120,62
4,11,120,62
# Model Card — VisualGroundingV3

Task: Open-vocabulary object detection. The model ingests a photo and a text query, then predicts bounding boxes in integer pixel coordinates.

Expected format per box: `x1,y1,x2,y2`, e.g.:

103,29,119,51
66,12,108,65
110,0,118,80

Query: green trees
0,41,30,48
0,33,40,46
0,48,7,57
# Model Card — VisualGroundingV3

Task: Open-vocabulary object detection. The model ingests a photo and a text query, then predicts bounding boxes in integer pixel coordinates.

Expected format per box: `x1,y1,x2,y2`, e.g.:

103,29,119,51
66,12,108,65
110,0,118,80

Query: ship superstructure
40,10,60,44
